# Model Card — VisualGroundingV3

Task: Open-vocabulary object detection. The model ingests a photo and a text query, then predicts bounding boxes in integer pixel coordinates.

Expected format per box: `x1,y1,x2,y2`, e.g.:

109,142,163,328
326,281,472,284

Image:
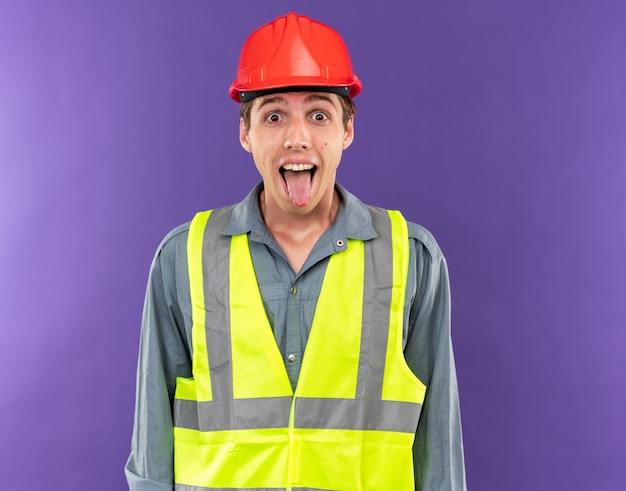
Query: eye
311,111,329,122
265,112,282,124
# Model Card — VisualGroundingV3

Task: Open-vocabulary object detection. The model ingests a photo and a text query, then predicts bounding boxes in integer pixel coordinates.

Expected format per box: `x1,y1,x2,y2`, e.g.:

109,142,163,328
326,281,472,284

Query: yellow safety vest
173,205,426,491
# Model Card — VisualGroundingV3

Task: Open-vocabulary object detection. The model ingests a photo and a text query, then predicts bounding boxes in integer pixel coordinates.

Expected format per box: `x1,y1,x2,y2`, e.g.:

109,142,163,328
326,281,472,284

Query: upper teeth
282,163,314,171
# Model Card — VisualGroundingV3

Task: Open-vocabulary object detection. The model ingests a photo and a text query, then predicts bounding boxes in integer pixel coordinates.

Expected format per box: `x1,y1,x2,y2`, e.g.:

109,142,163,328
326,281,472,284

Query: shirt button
290,286,297,295
336,239,345,247
287,354,297,363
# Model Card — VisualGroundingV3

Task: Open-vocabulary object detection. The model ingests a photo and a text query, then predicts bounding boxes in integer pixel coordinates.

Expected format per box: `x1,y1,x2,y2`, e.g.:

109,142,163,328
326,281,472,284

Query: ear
342,116,355,150
239,118,252,153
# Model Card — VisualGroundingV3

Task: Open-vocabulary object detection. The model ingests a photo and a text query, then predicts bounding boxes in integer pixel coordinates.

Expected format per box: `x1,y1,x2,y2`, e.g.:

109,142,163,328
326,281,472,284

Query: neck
258,187,340,274
260,187,340,237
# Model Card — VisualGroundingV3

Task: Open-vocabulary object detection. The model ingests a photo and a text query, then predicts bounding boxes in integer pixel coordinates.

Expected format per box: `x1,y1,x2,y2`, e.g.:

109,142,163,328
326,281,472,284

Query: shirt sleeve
404,226,467,491
125,228,192,490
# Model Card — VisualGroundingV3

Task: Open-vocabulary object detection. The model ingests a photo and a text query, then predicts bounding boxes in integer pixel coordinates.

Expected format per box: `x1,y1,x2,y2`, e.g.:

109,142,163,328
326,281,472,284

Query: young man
126,12,466,491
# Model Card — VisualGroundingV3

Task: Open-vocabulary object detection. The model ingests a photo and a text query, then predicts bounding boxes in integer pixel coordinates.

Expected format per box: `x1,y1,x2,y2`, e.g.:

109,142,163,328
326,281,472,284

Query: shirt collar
223,182,377,242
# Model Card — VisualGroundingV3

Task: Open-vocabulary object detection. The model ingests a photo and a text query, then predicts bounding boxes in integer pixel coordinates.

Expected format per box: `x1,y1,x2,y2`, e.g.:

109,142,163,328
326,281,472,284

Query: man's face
239,91,354,216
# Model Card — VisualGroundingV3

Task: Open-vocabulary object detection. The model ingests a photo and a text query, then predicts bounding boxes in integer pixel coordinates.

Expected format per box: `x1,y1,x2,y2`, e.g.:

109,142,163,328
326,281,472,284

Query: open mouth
280,163,317,206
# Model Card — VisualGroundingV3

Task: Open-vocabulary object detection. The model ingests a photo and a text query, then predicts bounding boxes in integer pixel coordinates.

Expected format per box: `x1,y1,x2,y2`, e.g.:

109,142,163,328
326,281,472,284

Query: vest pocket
174,427,290,488
174,376,196,400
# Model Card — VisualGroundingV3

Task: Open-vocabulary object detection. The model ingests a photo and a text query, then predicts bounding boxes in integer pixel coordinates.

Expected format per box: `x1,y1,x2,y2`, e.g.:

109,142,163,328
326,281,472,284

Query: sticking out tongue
283,170,313,207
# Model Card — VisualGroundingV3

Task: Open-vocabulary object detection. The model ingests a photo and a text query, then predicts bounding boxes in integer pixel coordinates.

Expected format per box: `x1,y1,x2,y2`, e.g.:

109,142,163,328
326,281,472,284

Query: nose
284,117,310,149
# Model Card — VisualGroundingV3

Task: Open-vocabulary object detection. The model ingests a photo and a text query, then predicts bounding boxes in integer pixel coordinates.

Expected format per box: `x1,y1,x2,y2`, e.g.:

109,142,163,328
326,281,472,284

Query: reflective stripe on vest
173,206,427,491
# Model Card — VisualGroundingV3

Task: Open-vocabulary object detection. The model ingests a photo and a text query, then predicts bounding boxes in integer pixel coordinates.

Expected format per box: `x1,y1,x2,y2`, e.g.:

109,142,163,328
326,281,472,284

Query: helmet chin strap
239,86,351,103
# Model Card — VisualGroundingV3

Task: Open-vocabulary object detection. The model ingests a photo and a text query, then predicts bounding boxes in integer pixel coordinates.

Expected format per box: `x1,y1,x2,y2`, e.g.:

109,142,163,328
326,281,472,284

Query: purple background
1,1,625,489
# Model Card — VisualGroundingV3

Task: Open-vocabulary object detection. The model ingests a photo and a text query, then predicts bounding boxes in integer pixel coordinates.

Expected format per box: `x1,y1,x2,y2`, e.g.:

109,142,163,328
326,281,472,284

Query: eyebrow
303,94,336,106
257,95,287,110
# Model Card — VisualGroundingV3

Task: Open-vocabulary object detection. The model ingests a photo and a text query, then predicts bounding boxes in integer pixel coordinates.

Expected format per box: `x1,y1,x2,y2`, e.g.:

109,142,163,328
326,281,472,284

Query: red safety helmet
229,12,362,103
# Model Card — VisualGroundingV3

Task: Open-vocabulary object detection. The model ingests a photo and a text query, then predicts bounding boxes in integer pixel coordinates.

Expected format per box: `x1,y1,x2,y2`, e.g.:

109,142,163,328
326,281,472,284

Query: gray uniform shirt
125,183,467,490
